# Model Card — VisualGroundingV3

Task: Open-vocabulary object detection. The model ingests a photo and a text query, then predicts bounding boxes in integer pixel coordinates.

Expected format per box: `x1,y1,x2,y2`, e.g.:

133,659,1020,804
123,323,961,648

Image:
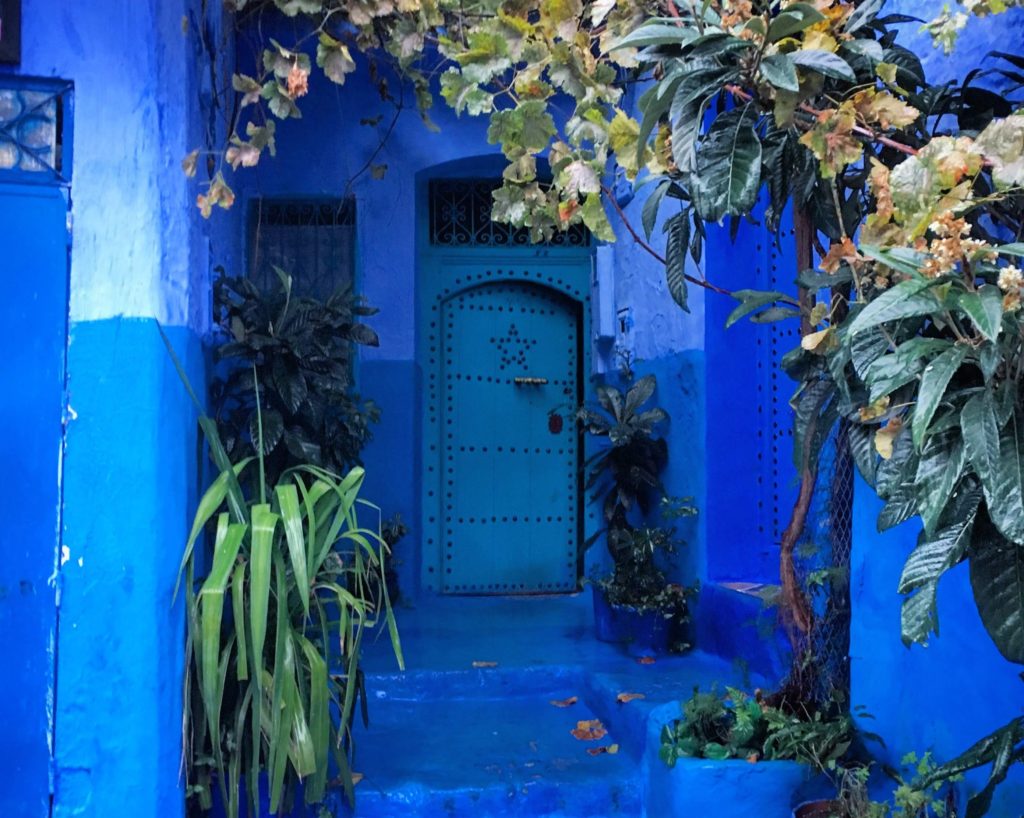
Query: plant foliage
163,329,402,818
212,269,381,488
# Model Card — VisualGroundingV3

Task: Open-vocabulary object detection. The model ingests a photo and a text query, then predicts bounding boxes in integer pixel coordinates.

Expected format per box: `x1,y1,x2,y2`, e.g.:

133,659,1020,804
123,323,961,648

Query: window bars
248,198,356,301
0,79,72,185
428,178,590,248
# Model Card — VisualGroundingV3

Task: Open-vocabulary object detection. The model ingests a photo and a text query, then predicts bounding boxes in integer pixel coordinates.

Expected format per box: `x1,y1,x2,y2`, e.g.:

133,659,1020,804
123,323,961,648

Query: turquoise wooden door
441,281,580,593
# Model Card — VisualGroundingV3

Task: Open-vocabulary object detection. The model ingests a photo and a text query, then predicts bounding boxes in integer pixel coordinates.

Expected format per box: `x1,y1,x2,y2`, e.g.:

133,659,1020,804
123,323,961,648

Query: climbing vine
186,0,1024,812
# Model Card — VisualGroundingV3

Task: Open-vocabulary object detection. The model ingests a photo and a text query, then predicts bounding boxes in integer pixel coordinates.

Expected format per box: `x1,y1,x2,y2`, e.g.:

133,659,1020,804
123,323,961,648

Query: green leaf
664,211,690,312
863,338,950,402
962,391,1000,482
911,345,967,450
914,434,965,536
199,517,246,740
790,49,857,81
316,33,355,85
249,504,279,676
759,53,800,92
847,278,941,335
692,110,762,222
642,179,671,240
725,289,797,328
845,0,883,33
276,482,310,619
611,23,698,50
998,242,1024,257
581,193,615,242
957,286,1004,342
986,410,1024,543
767,3,826,41
969,511,1024,664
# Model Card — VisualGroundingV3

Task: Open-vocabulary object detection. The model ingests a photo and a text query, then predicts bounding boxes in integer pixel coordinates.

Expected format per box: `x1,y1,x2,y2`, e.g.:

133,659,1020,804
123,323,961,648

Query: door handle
514,377,548,385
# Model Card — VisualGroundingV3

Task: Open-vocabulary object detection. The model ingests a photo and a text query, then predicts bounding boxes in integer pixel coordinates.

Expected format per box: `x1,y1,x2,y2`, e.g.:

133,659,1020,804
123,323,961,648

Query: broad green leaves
970,512,1024,664
911,346,968,449
692,109,762,223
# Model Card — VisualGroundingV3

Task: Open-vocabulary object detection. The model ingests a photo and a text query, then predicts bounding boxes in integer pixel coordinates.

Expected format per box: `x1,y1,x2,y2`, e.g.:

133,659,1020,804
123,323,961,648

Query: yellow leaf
550,696,579,707
616,692,646,704
801,328,835,354
635,655,656,665
875,417,904,459
858,395,891,422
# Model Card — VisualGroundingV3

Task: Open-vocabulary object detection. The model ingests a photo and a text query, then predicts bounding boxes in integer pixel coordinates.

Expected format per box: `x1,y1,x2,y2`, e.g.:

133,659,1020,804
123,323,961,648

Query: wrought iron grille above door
428,178,590,248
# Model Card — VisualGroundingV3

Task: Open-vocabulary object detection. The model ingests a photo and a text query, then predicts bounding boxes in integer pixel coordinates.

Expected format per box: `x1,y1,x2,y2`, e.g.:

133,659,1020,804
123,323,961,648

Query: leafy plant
211,269,381,488
808,755,963,818
578,373,669,545
593,521,697,616
162,330,402,818
659,686,853,767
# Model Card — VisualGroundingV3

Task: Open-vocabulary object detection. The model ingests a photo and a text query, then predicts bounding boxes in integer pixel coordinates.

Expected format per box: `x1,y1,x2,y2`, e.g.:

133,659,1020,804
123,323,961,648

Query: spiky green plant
161,327,402,817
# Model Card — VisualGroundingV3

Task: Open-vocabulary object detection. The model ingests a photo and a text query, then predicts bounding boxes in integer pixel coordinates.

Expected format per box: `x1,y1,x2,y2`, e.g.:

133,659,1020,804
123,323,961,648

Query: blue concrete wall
2,1,237,816
56,320,206,818
851,478,1024,815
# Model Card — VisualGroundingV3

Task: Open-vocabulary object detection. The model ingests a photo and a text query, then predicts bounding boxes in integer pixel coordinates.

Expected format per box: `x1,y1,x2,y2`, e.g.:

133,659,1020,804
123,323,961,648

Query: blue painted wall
2,2,237,816
0,181,70,818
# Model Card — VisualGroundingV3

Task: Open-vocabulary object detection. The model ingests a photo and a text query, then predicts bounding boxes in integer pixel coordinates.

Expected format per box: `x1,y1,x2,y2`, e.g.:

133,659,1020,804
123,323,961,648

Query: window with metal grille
428,178,590,248
0,79,72,185
247,198,356,299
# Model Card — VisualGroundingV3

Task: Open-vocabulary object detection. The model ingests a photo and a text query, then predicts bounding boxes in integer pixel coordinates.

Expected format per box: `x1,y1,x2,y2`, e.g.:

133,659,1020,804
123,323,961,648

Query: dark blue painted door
442,282,580,594
0,182,69,816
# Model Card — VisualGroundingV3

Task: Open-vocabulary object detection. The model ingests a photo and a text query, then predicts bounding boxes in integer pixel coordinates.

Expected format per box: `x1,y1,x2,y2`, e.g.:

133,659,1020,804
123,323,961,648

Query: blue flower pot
591,585,681,655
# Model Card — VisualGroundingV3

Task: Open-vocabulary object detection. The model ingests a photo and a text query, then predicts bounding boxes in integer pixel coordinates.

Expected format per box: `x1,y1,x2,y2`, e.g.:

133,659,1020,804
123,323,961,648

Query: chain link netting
802,420,854,705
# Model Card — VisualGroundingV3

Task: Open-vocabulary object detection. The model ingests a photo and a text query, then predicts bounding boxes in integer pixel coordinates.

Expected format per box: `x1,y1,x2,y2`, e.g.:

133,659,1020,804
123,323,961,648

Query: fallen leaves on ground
587,744,620,756
746,753,760,764
352,773,364,785
635,656,656,665
550,696,578,708
616,692,645,704
472,661,498,668
571,719,607,741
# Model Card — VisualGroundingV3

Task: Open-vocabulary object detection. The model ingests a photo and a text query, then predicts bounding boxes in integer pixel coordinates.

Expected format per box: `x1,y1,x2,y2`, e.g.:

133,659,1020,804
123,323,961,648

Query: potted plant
578,371,697,653
590,519,697,654
652,686,853,818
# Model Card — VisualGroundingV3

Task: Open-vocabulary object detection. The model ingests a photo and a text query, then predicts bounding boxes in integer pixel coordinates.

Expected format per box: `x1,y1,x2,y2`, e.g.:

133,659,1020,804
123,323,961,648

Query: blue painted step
340,668,642,818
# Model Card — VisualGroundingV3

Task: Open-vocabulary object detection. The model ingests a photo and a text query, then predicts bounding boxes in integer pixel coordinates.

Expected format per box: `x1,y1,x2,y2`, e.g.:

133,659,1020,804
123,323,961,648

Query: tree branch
601,185,734,298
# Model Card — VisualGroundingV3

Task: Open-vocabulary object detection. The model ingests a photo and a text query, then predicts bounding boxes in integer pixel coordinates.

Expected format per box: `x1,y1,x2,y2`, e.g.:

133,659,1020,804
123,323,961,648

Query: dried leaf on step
472,661,498,668
635,656,656,665
746,753,760,764
550,696,578,708
587,744,620,756
571,719,608,741
352,773,364,785
616,692,645,704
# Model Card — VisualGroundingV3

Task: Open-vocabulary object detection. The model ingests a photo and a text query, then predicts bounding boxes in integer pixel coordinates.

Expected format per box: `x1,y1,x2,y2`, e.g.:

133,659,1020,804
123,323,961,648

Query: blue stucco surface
851,477,1024,816
0,181,70,818
55,319,204,818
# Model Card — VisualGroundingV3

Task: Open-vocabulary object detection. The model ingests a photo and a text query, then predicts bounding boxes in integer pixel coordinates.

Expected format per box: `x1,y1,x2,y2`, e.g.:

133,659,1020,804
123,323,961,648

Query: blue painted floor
342,594,763,817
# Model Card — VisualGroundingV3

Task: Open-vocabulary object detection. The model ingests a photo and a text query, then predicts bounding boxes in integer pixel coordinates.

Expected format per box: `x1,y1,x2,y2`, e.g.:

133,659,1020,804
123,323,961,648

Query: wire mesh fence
803,420,855,705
